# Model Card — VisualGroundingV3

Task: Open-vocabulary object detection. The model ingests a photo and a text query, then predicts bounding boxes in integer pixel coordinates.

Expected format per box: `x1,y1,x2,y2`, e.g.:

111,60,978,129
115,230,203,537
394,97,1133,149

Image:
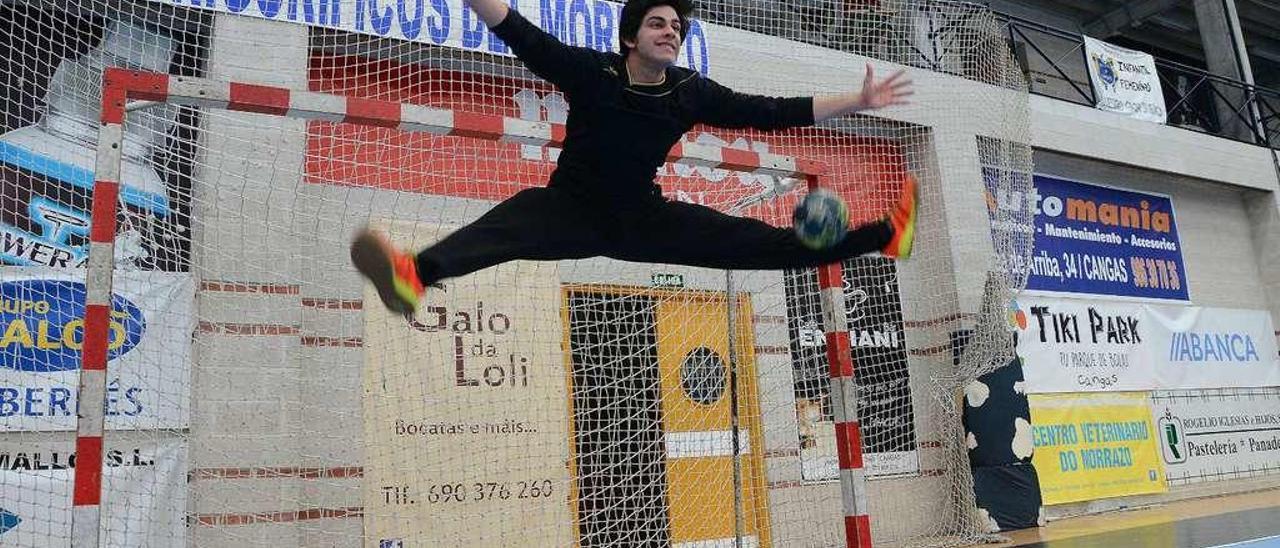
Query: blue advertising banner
987,170,1188,301
151,0,713,76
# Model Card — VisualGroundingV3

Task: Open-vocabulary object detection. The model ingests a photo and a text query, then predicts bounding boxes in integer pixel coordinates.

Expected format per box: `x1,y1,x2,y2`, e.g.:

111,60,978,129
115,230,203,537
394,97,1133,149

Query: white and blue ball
793,188,849,250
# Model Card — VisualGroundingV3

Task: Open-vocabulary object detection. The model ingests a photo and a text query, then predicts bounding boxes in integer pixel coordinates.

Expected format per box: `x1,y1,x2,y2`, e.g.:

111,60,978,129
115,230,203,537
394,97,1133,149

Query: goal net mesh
0,0,1032,546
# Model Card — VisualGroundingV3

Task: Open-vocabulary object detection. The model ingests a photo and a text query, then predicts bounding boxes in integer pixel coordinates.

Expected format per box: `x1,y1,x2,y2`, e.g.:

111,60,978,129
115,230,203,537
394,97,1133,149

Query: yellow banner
1029,392,1166,505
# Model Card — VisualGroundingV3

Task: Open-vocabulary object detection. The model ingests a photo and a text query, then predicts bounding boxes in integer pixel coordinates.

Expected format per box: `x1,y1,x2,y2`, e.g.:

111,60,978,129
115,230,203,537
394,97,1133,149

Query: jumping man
351,0,917,315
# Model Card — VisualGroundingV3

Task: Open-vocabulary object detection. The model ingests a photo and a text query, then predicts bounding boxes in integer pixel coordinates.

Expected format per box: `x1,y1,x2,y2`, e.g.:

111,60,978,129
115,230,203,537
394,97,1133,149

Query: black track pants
415,187,892,284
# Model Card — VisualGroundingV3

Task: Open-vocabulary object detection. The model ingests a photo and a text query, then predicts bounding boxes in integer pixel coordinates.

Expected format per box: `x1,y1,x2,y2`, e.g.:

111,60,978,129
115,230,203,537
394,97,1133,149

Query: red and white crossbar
76,68,863,547
97,68,827,180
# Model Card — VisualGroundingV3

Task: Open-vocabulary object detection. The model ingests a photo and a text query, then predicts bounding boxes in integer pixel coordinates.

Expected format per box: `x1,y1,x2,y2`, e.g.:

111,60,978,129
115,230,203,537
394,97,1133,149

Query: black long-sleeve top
490,9,815,202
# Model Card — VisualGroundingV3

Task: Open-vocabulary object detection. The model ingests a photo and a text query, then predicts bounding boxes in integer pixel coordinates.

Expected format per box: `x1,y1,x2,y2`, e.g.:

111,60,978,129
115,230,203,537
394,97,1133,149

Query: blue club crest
1092,54,1118,91
0,508,21,536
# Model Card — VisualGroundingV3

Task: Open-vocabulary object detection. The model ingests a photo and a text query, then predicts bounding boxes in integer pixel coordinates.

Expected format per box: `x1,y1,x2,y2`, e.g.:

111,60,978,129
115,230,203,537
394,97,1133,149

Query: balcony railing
693,2,1278,150
996,12,1279,149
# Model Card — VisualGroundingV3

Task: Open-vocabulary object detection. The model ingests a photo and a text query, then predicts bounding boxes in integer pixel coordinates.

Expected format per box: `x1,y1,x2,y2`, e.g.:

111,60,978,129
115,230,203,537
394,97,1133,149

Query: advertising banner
1013,296,1280,392
986,172,1187,302
1029,392,1166,505
1,269,195,431
156,0,713,75
0,438,187,547
786,257,918,480
362,220,573,547
1151,390,1280,485
1084,36,1168,124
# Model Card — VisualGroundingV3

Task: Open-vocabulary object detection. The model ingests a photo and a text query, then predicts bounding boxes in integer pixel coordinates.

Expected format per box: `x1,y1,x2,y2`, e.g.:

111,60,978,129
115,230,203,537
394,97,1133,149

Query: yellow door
656,292,770,548
563,287,770,548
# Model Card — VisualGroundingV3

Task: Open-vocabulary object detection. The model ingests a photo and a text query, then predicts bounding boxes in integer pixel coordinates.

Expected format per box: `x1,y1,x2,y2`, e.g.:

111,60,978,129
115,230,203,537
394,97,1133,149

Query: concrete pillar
1244,189,1280,331
1193,0,1255,141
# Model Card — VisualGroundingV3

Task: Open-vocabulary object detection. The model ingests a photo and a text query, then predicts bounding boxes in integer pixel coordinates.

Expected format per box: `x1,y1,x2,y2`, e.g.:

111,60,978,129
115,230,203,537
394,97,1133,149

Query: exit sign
651,273,685,288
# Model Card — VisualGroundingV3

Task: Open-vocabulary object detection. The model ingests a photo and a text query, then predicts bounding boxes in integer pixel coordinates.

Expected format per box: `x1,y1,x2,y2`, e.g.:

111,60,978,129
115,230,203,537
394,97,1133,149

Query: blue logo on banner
985,171,1188,301
1169,332,1260,363
0,508,19,536
0,280,147,372
1093,55,1118,91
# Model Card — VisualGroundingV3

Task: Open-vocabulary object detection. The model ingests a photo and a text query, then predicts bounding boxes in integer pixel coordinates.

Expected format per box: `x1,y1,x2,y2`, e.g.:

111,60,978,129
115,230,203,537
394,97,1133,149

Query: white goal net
0,0,1032,546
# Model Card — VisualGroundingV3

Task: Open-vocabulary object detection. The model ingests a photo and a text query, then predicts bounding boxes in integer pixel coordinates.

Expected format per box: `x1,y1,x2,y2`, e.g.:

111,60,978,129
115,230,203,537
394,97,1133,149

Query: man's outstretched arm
466,0,602,95
697,64,913,130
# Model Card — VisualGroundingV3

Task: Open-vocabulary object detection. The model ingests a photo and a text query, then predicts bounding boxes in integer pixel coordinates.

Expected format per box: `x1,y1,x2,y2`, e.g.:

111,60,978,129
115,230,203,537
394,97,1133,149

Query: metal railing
997,12,1280,149
693,1,1280,149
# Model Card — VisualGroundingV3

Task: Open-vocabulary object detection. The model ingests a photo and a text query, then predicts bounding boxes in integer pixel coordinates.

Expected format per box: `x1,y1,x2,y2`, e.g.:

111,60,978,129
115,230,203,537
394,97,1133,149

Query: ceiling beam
1091,6,1280,67
1243,0,1280,17
983,0,1085,31
1083,0,1183,38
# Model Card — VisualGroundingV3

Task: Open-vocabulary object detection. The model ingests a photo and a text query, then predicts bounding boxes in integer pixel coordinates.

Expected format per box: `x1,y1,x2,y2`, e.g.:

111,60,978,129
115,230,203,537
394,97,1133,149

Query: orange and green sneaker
882,176,918,259
350,229,425,315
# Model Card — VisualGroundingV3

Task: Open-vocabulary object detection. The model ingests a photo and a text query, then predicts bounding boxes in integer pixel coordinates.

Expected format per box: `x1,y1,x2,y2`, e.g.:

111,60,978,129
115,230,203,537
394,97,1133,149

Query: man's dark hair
619,0,694,57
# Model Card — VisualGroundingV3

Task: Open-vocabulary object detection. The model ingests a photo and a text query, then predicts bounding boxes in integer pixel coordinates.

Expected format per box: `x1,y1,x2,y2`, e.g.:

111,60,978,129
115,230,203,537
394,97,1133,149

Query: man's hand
856,65,913,110
466,0,510,27
813,64,914,122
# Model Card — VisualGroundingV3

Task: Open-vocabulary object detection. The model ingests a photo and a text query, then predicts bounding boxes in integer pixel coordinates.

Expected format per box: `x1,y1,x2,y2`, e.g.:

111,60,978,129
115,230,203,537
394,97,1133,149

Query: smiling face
623,5,683,68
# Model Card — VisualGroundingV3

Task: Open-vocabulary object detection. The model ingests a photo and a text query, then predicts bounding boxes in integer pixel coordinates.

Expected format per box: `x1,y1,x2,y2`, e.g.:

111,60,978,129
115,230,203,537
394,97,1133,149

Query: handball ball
793,188,849,250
